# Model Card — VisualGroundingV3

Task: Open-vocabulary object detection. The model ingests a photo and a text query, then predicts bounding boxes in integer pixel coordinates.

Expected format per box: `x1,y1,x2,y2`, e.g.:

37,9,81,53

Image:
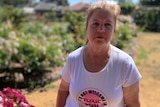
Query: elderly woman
56,1,142,107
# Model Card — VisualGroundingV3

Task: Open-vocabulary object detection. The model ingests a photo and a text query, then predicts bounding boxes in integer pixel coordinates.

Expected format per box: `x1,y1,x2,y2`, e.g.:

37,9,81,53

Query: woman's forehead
89,9,114,21
93,8,113,15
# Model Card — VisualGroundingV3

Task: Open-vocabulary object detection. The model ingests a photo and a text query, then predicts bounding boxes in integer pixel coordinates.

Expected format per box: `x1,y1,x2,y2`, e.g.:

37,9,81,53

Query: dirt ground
24,32,160,107
23,79,60,107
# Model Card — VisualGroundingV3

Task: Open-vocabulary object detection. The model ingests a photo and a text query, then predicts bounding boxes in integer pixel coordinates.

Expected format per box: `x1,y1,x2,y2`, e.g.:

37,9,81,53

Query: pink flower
0,87,34,107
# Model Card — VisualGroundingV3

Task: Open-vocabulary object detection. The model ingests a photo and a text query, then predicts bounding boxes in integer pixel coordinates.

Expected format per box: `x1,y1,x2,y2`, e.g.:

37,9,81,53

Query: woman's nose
97,25,105,32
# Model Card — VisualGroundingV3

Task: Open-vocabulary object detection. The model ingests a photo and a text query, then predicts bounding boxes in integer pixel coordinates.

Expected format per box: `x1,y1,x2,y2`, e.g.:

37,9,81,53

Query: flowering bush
0,87,34,107
112,15,138,49
0,21,64,71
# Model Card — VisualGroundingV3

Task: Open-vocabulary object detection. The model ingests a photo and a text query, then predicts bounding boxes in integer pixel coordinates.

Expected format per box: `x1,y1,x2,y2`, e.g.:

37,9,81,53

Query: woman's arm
123,81,141,107
56,78,69,107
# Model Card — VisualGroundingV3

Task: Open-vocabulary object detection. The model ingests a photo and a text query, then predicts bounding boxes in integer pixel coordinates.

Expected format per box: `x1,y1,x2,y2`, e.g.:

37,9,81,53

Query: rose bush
0,87,34,107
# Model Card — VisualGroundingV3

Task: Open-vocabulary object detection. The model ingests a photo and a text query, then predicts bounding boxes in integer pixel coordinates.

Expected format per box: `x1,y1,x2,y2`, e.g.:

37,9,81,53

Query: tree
40,0,68,6
0,0,69,6
140,0,160,6
116,0,134,5
57,0,69,6
0,0,31,6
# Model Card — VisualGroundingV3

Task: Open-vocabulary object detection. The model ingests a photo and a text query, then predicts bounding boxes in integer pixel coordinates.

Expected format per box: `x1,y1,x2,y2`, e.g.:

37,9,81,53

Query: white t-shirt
62,45,142,107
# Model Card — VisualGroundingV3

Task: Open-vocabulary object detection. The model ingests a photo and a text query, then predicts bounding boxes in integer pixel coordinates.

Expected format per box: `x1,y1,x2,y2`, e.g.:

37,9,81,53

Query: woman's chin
95,39,106,44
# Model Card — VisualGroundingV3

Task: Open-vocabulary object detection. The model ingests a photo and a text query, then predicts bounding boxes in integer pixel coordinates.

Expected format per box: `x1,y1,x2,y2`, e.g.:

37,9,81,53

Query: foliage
112,15,138,49
132,6,160,32
140,0,160,6
43,12,57,22
62,10,86,49
40,0,69,6
116,0,134,5
0,20,65,89
62,10,85,34
0,0,30,7
0,6,26,27
0,25,64,71
0,22,13,69
120,4,136,15
57,0,69,6
0,87,34,107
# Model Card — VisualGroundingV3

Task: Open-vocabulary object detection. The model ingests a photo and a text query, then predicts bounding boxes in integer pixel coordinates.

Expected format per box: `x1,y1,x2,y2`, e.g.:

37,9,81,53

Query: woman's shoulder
111,45,130,57
68,46,85,59
111,45,133,61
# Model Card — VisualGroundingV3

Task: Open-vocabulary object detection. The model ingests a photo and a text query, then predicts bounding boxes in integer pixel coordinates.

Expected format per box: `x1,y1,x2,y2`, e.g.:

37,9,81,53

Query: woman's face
86,9,115,47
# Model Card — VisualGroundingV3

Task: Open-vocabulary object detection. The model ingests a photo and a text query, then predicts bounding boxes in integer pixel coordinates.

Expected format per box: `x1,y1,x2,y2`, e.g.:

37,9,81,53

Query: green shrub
19,22,44,36
0,23,11,39
121,4,136,15
0,6,26,27
113,25,134,49
0,21,65,73
43,12,57,22
61,33,76,53
112,15,138,49
0,24,15,69
62,10,86,49
132,6,160,32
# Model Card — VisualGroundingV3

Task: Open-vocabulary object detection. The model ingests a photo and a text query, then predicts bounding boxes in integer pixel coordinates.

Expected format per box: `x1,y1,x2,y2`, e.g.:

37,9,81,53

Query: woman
56,1,142,107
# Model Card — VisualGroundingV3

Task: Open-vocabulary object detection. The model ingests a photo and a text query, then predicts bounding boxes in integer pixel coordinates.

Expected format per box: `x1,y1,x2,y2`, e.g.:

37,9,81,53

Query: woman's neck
83,44,111,72
86,43,111,58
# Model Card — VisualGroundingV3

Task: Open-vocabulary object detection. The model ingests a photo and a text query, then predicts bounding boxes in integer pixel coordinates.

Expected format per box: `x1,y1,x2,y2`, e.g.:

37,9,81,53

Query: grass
137,46,148,59
135,32,160,107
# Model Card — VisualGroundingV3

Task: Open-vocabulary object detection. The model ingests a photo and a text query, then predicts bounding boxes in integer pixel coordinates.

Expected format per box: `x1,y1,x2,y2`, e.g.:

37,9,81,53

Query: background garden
0,0,159,97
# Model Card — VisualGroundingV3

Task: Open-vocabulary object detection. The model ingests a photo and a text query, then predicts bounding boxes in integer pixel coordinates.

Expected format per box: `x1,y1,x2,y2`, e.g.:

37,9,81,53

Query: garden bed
0,66,61,90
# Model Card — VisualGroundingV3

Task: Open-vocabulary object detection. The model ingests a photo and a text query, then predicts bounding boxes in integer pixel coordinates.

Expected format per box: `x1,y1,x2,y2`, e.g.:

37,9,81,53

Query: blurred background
0,0,159,106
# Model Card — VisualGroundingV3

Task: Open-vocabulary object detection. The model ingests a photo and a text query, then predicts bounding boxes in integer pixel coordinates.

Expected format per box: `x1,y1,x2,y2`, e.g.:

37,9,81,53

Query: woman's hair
85,1,121,26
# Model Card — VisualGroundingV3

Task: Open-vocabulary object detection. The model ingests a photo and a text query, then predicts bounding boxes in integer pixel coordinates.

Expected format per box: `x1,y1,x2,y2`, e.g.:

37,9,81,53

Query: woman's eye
105,23,111,27
92,22,99,27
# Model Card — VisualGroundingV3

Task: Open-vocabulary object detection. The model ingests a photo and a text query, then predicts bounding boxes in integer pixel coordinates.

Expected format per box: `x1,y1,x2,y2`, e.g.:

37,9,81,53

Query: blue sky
68,0,94,5
35,0,139,6
68,0,139,6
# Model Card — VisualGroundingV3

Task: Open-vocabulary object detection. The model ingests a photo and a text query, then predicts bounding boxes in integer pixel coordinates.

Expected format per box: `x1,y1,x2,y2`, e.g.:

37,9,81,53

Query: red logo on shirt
77,88,109,107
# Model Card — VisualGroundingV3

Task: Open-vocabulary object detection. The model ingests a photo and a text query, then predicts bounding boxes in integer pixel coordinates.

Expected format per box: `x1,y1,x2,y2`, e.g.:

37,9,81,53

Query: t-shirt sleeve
122,56,142,87
61,56,71,83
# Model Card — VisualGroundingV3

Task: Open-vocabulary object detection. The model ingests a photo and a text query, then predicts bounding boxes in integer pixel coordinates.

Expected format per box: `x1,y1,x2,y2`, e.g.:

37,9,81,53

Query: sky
35,0,139,6
68,0,139,6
